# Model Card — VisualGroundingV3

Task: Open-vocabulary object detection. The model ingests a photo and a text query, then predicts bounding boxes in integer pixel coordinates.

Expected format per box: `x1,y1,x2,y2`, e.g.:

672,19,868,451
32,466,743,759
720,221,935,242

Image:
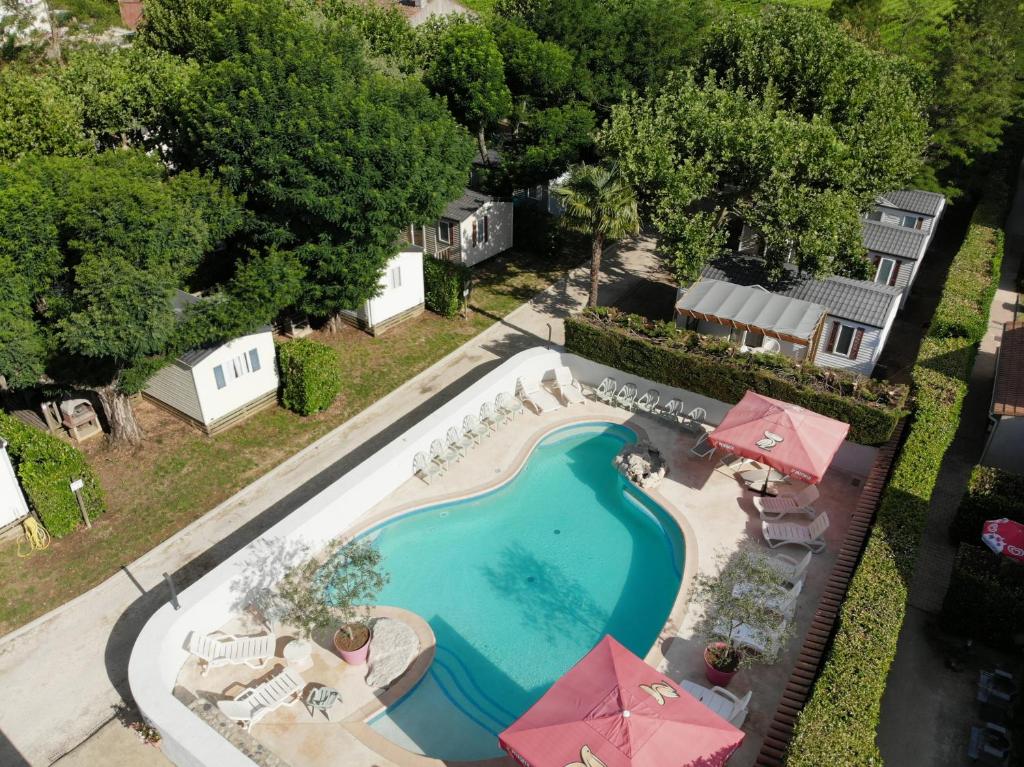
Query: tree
0,152,244,446
554,163,639,307
423,20,512,163
0,67,87,161
490,17,574,108
829,0,884,42
501,103,596,191
602,9,928,282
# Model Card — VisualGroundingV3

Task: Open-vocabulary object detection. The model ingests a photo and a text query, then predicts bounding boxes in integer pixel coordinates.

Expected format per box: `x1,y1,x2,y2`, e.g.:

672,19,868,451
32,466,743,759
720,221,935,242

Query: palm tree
554,163,640,307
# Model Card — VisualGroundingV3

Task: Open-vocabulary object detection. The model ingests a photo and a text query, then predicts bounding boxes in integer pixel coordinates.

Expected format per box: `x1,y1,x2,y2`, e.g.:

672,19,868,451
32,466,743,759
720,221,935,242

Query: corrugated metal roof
877,189,945,217
861,220,928,259
676,279,826,342
443,188,492,222
994,321,1024,417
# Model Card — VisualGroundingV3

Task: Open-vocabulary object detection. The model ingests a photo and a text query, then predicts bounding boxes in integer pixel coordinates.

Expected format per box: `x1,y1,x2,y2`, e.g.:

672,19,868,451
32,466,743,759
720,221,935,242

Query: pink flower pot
334,627,371,666
704,644,739,687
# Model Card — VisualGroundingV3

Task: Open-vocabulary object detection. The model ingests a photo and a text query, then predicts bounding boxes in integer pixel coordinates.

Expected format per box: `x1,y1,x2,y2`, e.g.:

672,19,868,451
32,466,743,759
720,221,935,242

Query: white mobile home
409,189,513,267
144,292,279,435
339,244,426,335
0,439,30,532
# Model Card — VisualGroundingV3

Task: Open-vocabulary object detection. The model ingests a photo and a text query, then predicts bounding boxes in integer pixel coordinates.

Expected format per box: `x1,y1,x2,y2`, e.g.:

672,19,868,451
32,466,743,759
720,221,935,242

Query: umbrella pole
761,474,769,496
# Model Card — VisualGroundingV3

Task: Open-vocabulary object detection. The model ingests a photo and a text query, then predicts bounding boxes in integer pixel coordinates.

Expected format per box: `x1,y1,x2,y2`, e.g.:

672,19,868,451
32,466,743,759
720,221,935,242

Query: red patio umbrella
982,518,1024,564
706,391,850,484
499,636,744,767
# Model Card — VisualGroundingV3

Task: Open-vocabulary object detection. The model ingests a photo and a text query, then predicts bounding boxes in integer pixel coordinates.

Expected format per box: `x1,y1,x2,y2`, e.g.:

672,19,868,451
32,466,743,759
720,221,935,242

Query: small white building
409,188,514,267
144,292,279,435
514,171,570,217
339,244,426,335
0,439,30,532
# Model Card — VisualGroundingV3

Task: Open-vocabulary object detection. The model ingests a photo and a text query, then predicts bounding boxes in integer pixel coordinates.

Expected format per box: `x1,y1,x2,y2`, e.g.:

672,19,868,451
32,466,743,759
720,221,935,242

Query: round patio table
305,686,340,720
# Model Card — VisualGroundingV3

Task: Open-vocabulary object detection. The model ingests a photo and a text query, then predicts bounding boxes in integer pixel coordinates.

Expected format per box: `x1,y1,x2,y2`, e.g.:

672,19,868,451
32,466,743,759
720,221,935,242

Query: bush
940,543,1024,649
565,310,906,445
513,206,564,258
423,256,470,318
786,180,1007,763
949,466,1024,545
0,411,105,537
277,339,341,416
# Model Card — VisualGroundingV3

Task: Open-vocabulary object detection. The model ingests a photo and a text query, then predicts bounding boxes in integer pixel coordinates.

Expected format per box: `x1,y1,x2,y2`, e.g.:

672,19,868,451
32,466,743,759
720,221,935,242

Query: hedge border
276,338,341,416
780,182,1008,765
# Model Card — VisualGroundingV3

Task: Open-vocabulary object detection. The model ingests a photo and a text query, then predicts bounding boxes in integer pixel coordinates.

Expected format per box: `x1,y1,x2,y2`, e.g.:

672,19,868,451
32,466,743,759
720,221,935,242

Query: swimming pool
357,422,684,760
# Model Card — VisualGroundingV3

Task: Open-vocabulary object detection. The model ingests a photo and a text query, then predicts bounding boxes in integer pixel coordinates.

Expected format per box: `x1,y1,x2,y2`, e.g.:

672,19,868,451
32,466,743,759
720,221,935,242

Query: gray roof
172,290,271,368
876,189,945,217
676,279,826,341
702,255,901,328
443,188,491,222
861,220,928,260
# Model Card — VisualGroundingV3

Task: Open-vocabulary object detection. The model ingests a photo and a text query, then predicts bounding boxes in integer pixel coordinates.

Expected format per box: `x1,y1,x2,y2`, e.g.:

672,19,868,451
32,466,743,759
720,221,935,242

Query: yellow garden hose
17,517,50,557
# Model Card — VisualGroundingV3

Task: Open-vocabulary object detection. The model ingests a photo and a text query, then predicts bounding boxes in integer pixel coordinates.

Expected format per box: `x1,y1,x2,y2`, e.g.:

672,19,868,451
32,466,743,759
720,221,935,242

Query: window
874,257,899,286
213,348,261,389
472,219,478,247
828,321,863,360
901,215,924,230
389,266,402,289
483,215,489,243
527,185,542,200
866,210,883,222
437,220,451,244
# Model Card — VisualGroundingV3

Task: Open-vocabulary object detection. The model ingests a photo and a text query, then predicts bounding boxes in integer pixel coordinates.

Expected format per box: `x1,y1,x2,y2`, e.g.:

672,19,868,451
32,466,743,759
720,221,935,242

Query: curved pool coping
341,414,698,767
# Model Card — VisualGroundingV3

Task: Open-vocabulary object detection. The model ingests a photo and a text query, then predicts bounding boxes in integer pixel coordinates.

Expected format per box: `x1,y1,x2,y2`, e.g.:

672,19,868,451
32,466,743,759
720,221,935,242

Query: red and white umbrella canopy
982,518,1024,563
706,391,850,484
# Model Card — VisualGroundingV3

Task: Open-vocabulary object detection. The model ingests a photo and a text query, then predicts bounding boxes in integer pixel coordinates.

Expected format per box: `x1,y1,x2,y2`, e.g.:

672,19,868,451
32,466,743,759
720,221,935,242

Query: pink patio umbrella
706,391,850,485
982,518,1024,564
499,636,744,767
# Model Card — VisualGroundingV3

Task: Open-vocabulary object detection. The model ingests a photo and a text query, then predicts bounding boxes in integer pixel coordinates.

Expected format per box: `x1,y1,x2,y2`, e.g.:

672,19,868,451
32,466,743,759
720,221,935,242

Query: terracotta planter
704,643,739,687
334,626,371,666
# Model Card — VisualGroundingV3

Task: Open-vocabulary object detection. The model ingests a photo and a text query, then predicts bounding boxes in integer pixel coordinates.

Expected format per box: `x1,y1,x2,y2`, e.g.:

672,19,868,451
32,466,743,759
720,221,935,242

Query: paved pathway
877,164,1023,764
0,238,668,767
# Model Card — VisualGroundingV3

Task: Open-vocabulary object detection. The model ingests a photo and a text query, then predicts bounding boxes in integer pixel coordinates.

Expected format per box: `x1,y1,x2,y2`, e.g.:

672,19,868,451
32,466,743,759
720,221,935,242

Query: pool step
430,647,518,735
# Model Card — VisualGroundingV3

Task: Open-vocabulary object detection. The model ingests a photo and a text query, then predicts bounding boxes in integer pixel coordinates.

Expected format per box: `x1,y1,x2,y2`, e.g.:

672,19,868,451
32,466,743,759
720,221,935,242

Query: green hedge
277,339,341,416
940,543,1024,649
423,256,470,318
786,183,1008,763
949,466,1024,545
564,310,906,445
0,411,106,537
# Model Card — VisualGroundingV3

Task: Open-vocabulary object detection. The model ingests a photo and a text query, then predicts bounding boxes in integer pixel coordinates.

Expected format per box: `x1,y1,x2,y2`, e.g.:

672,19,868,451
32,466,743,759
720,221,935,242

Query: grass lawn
0,247,582,636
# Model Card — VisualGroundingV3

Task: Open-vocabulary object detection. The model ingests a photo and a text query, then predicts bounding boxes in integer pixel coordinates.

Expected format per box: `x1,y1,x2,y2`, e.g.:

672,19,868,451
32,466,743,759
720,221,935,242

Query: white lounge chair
463,414,489,443
634,389,660,414
430,438,458,469
413,451,443,484
516,377,563,414
714,618,788,658
594,377,618,404
754,485,820,521
768,550,812,586
681,681,752,727
690,431,716,460
480,401,500,432
447,426,473,458
551,367,586,406
732,578,803,619
762,512,830,552
744,338,782,355
681,406,707,435
186,631,276,677
217,667,306,731
655,398,682,422
496,392,524,422
615,383,638,410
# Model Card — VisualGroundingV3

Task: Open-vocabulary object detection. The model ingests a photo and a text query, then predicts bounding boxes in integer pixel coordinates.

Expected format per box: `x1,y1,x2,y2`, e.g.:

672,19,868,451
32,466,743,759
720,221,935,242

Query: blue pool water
358,422,684,760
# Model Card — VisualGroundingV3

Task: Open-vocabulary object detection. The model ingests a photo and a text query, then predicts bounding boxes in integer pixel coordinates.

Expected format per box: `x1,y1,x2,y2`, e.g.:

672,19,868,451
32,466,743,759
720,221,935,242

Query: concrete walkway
0,238,668,767
877,164,1024,764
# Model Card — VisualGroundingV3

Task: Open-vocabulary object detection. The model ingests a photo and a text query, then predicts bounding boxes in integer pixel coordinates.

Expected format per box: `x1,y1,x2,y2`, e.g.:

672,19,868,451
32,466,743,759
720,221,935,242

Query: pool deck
174,399,867,767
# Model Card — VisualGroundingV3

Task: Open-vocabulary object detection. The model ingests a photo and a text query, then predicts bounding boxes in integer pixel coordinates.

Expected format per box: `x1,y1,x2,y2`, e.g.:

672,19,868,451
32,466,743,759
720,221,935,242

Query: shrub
277,339,341,416
0,411,105,537
423,256,470,318
786,181,1007,764
949,466,1024,545
940,543,1024,649
564,310,906,445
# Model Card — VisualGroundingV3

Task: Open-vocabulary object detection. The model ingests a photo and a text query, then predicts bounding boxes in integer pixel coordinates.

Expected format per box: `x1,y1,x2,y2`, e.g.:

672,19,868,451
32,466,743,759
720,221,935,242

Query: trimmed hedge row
949,466,1024,546
423,256,470,318
277,339,341,416
564,311,906,445
786,186,1008,763
0,411,106,537
940,543,1024,649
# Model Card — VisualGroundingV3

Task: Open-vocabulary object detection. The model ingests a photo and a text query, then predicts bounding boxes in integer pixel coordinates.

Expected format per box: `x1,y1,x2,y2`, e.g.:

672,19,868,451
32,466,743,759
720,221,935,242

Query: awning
675,279,827,346
994,321,1024,417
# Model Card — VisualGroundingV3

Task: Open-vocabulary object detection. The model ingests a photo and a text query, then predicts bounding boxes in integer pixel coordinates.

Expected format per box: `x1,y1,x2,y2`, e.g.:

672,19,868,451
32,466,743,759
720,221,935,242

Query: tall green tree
554,163,639,307
423,21,512,163
0,67,88,161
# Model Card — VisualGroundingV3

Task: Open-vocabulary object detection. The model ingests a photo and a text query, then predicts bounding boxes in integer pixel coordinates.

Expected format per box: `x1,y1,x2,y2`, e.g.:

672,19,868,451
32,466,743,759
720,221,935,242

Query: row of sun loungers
186,630,277,677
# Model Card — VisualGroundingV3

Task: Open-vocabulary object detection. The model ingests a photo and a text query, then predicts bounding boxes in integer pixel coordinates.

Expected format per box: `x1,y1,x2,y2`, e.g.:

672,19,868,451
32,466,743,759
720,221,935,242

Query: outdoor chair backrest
498,392,521,411
663,398,682,416
187,632,218,661
446,427,462,446
688,406,707,423
413,451,429,472
481,402,496,420
640,389,660,409
598,377,616,396
807,512,830,539
463,414,478,432
553,366,574,387
617,383,637,402
761,338,781,353
430,439,445,459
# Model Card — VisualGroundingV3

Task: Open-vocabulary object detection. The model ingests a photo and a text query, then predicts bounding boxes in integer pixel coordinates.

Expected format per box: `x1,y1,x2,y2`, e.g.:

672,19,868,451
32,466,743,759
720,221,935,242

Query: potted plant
277,537,389,667
690,545,794,686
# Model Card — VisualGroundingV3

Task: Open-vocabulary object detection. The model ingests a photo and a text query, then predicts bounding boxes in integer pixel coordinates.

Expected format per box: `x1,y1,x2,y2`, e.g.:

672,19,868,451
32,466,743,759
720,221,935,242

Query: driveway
0,237,665,767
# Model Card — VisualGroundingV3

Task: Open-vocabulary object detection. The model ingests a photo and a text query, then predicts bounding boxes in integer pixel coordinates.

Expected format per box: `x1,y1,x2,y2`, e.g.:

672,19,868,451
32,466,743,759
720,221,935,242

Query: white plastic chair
447,426,473,458
463,414,489,444
768,550,812,586
430,438,457,469
216,667,305,731
762,512,830,552
186,631,276,677
754,485,820,521
732,578,803,619
681,406,707,435
634,389,660,413
413,451,443,484
496,392,524,422
595,377,618,404
480,401,500,431
552,367,586,406
656,398,682,422
615,382,638,410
